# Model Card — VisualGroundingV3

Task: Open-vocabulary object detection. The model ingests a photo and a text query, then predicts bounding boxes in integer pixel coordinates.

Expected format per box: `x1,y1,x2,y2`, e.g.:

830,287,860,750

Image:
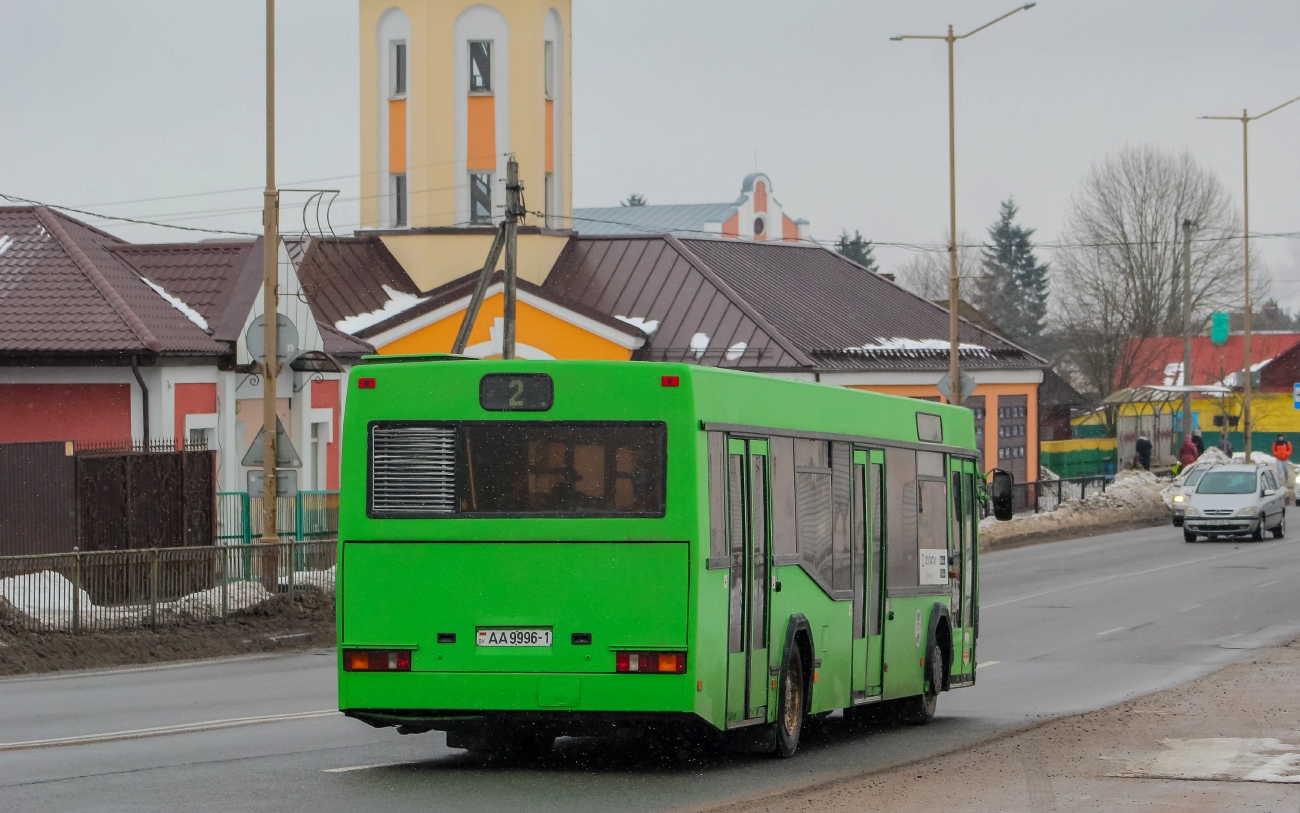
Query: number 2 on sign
508,378,525,407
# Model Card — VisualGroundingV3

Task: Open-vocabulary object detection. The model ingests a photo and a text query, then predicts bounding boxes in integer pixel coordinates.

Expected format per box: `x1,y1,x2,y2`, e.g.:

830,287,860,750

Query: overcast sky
2,1,1298,305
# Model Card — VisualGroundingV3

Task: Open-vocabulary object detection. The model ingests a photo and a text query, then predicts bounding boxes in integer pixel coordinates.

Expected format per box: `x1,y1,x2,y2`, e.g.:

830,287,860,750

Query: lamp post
1201,93,1300,460
891,3,1035,405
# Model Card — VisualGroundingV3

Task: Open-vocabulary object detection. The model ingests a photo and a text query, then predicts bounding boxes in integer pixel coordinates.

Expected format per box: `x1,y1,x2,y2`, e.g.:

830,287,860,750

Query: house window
188,428,210,450
470,172,492,223
393,173,407,227
469,41,492,92
544,41,555,99
753,216,766,238
392,41,407,96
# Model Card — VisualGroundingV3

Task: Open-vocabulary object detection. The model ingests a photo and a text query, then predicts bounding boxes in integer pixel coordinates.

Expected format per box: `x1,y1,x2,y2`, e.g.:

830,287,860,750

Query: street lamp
1201,93,1300,459
891,3,1035,406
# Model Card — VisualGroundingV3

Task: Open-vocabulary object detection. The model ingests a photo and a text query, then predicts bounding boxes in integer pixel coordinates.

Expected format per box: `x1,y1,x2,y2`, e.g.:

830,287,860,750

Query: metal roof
569,203,738,237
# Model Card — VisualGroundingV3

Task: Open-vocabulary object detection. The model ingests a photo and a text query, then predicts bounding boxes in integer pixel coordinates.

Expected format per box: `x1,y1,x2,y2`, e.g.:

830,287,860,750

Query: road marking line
323,762,407,773
1180,603,1204,612
977,661,1000,669
1257,579,1281,588
986,538,1300,610
0,709,338,752
1097,627,1126,636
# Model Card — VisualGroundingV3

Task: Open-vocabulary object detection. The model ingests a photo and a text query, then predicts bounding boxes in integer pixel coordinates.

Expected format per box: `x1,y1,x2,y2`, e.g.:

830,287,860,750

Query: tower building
360,1,572,231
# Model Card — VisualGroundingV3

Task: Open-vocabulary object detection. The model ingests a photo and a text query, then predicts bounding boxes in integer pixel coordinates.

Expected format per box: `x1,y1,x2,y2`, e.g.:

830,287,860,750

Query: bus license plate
477,629,552,647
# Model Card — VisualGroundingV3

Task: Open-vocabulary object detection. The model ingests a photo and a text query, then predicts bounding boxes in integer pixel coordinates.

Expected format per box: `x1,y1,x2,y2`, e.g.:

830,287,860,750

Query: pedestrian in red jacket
1179,435,1199,467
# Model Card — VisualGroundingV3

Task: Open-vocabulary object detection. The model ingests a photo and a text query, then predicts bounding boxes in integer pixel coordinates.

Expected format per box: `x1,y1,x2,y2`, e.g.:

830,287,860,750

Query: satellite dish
246,314,300,368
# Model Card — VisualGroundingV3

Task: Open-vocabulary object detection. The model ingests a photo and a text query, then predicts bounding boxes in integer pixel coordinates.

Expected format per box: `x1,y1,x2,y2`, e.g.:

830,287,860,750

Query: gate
0,441,78,555
76,442,216,551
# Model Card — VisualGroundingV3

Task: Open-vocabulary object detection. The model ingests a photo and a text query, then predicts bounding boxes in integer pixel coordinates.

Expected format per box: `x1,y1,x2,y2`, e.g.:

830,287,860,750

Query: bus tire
774,644,806,758
904,640,943,725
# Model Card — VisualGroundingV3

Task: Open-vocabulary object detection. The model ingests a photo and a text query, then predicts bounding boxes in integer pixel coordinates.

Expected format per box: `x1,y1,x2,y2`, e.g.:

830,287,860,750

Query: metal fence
1005,476,1111,515
0,540,336,634
216,491,339,545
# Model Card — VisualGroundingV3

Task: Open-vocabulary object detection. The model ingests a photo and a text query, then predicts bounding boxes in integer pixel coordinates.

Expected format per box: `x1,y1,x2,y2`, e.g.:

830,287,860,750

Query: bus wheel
904,641,943,725
774,645,806,758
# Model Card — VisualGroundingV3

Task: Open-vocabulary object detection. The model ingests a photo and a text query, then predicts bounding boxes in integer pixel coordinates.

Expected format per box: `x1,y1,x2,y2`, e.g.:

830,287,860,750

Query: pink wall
0,384,132,444
174,383,217,447
312,379,341,490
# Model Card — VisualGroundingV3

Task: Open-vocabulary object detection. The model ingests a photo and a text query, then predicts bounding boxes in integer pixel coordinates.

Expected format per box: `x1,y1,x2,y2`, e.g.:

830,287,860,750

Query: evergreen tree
836,229,879,273
621,194,647,207
975,199,1049,340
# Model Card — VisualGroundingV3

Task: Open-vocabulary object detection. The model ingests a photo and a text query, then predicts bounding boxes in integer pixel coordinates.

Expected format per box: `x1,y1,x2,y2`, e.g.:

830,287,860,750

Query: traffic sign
937,370,977,404
241,417,302,468
1293,383,1300,410
247,469,298,498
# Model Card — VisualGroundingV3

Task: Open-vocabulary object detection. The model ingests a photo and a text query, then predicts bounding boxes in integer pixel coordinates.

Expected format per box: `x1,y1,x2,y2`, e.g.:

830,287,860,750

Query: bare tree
893,230,979,303
1053,145,1263,398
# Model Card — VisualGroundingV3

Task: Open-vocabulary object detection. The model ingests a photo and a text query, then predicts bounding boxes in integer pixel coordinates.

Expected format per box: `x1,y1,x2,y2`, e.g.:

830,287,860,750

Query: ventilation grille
370,425,457,514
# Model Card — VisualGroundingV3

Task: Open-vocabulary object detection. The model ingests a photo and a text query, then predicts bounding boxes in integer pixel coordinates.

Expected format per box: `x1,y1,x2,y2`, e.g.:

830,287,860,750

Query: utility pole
891,3,1035,405
452,155,526,357
1202,93,1300,460
1181,219,1194,442
261,0,280,543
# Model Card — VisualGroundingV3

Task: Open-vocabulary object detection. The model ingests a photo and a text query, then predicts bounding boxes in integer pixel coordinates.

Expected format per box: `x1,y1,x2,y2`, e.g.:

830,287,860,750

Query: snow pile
335,285,430,334
843,338,991,357
981,469,1170,550
614,315,660,335
0,568,332,631
0,234,14,256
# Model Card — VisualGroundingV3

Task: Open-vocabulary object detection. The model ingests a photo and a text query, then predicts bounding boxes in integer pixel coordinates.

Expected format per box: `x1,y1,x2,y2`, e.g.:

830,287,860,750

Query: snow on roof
615,315,660,335
335,285,430,334
141,276,209,332
843,337,991,356
0,235,13,257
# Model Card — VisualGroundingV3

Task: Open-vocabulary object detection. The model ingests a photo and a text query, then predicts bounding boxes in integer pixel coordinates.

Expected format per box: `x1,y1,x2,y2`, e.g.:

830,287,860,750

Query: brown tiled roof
678,238,1044,373
545,236,811,369
297,236,420,327
0,207,225,356
318,321,376,358
109,240,260,342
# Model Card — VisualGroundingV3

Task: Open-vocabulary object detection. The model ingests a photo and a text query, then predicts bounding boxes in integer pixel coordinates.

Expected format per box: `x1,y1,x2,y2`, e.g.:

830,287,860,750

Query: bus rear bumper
339,670,704,732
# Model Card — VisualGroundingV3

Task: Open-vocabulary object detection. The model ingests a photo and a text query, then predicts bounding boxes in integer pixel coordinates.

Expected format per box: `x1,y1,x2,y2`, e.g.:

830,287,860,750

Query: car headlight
1236,505,1260,516
1172,494,1186,503
1184,506,1200,516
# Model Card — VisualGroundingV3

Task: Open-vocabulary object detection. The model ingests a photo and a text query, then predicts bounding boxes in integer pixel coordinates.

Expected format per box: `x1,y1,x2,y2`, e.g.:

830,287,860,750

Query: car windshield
1184,467,1208,488
1196,471,1258,495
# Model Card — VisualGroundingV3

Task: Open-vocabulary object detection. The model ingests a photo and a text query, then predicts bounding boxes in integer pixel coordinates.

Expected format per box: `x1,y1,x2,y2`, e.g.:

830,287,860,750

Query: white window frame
391,40,407,98
544,40,554,100
392,173,408,227
468,40,492,93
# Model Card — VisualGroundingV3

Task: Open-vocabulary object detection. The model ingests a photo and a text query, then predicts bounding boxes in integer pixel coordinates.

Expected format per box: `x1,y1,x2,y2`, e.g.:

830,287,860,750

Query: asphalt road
3,524,1299,813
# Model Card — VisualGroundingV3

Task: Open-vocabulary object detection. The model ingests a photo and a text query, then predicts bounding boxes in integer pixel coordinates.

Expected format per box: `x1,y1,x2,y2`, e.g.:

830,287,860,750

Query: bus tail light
616,651,686,674
358,377,377,389
343,649,412,672
661,376,680,387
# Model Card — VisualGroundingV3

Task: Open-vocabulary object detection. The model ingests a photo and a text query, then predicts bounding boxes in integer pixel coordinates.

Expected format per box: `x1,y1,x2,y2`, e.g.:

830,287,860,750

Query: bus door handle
773,580,782,592
887,611,895,621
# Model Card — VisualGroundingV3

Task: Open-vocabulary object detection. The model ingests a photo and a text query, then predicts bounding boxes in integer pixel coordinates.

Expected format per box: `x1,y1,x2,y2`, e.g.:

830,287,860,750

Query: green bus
337,357,1006,757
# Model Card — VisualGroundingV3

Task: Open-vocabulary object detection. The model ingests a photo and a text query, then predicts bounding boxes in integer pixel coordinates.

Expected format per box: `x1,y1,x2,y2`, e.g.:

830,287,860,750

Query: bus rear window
370,421,666,517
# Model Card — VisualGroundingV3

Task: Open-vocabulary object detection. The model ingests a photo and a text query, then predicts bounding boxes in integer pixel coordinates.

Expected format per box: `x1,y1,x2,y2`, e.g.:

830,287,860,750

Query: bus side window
769,436,797,561
795,439,834,589
885,448,919,589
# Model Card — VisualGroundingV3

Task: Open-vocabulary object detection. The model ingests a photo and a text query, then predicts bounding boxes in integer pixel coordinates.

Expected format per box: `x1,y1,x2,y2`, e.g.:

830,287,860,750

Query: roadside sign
1211,312,1230,345
1293,383,1300,410
241,417,302,468
247,469,298,498
937,370,977,404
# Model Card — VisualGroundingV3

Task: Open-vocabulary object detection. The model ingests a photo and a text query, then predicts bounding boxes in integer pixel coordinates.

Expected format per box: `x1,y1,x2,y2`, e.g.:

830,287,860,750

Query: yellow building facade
359,0,572,232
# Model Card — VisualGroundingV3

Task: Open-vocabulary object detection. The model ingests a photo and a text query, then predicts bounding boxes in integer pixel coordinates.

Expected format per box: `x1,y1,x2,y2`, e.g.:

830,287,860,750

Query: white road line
985,538,1299,610
0,709,339,752
1180,603,1204,612
977,661,1000,669
323,762,407,773
1257,579,1281,588
1097,627,1126,636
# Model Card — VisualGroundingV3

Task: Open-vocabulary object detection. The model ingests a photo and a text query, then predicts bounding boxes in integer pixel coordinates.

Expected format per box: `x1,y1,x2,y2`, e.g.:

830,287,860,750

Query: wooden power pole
452,155,525,357
261,0,280,543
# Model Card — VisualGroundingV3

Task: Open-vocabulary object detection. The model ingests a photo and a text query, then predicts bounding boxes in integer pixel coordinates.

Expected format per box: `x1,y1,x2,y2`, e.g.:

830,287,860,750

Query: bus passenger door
959,460,978,680
854,450,885,697
725,438,772,724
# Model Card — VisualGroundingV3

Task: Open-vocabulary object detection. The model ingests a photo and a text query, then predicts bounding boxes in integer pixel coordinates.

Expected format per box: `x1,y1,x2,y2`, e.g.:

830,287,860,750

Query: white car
1170,461,1215,526
1182,464,1286,542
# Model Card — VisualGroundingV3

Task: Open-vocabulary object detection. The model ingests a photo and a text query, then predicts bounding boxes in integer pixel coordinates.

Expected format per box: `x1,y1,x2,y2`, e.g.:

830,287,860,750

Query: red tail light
615,651,686,674
342,649,412,672
358,377,377,389
661,376,680,387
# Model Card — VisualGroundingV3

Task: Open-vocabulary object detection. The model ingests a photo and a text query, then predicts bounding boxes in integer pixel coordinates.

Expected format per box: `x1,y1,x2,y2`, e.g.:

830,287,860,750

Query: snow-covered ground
0,566,335,632
981,469,1170,549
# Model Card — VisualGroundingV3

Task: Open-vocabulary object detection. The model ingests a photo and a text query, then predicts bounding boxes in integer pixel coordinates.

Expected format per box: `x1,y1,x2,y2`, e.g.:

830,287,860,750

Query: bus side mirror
990,469,1014,522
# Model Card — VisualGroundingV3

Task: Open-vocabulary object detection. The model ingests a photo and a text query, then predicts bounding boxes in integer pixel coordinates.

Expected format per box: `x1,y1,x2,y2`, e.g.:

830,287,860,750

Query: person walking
1179,435,1199,467
1135,435,1153,471
1271,434,1292,483
1218,434,1234,457
1192,433,1205,456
